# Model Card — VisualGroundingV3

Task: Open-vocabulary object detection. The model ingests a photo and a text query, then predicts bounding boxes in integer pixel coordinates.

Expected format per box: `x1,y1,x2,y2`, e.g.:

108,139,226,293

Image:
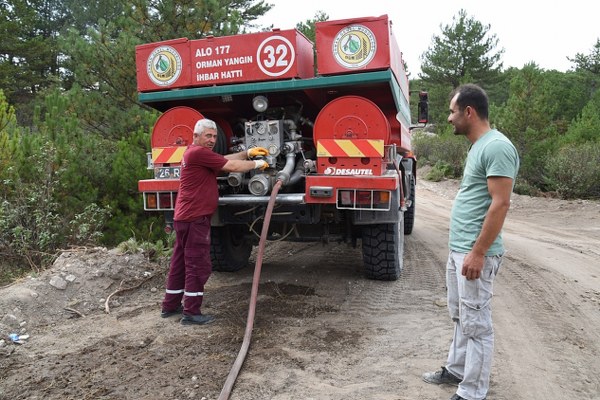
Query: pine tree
419,9,504,88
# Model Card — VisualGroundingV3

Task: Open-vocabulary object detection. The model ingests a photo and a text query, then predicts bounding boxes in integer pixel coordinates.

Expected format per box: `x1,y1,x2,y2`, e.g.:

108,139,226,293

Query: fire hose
218,178,284,400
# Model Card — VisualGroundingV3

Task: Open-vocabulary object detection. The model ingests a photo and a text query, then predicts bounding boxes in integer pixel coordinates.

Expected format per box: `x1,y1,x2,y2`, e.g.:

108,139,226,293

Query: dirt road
1,178,599,400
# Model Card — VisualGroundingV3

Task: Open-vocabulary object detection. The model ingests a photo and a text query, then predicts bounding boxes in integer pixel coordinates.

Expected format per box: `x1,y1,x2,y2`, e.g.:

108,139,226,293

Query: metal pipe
218,179,284,400
275,151,296,185
218,193,304,205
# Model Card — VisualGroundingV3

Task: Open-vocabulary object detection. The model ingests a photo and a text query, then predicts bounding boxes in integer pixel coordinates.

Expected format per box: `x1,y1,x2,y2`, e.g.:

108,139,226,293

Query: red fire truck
136,15,427,280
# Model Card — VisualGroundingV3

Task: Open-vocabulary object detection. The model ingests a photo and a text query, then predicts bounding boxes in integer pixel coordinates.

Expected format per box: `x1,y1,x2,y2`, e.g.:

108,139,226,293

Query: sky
254,0,599,76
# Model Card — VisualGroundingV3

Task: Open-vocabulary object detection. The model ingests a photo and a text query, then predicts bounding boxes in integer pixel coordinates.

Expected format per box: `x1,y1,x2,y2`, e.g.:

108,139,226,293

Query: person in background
422,84,519,400
160,118,269,325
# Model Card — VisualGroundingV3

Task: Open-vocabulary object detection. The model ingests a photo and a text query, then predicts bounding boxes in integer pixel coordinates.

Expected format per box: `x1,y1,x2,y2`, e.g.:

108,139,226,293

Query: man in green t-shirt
422,84,519,400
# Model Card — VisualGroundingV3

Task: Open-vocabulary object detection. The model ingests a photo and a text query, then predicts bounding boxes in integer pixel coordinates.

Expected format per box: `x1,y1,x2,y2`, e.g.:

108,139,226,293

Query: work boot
422,366,461,386
181,313,215,325
160,305,183,318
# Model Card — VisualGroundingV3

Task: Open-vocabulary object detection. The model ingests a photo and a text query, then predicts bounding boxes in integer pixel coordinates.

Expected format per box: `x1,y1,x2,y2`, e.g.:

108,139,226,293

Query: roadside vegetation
0,2,598,280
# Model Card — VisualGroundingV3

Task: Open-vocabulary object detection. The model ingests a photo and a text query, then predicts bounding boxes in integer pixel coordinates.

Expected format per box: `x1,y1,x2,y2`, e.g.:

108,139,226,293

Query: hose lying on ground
218,178,284,400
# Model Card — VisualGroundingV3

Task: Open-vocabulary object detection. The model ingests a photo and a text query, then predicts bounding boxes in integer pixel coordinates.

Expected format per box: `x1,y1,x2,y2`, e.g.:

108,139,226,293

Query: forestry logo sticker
147,46,182,86
332,25,376,69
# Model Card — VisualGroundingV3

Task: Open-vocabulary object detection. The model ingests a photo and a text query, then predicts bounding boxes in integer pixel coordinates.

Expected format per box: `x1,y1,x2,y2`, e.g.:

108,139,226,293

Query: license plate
155,167,181,179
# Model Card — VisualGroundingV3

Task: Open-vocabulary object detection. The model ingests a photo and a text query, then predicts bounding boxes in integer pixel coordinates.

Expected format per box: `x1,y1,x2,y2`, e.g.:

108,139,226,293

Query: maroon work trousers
162,216,212,315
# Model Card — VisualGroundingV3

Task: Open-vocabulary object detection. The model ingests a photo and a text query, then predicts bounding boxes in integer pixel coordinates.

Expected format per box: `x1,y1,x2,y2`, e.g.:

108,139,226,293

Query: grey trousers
445,250,503,400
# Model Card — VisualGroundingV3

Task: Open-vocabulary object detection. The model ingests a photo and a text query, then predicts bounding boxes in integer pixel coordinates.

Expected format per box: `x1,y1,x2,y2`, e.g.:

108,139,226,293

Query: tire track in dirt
504,220,600,259
491,253,600,400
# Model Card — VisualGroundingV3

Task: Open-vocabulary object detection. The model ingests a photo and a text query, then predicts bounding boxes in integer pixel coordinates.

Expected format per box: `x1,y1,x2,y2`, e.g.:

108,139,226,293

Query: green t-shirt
449,129,519,255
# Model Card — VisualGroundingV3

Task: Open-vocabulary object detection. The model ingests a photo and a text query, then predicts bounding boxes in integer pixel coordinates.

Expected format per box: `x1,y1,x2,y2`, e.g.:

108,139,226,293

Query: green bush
117,234,173,262
513,180,543,197
425,161,454,181
413,130,469,178
0,262,29,286
516,134,555,192
0,142,111,270
544,142,600,199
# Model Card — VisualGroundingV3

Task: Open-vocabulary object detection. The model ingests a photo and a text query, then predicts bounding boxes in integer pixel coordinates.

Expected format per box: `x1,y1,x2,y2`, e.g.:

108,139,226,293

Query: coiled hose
218,178,284,400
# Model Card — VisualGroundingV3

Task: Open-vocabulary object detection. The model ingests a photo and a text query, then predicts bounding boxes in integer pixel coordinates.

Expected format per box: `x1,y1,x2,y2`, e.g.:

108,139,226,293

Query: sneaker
422,366,461,386
181,314,215,326
160,305,183,318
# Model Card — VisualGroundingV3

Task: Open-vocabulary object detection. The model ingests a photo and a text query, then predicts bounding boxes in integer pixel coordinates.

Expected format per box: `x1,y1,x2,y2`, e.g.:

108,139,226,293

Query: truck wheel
404,175,416,235
210,225,252,272
362,216,404,281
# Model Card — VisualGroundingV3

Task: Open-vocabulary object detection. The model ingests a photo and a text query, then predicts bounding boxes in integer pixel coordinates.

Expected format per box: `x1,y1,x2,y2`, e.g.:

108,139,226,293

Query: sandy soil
1,177,599,400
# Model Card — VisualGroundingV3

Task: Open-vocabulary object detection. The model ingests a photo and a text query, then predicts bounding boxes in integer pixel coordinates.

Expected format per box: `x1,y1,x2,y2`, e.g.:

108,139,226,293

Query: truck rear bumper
305,174,399,204
138,178,179,191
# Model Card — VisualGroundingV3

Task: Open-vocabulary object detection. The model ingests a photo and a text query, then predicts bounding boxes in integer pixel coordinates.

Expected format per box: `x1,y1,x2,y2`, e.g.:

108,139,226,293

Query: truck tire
362,215,404,281
404,175,416,235
210,225,252,272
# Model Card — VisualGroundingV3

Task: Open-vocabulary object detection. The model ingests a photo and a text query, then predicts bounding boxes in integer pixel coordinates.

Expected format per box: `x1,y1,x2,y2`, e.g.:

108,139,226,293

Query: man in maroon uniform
161,118,268,325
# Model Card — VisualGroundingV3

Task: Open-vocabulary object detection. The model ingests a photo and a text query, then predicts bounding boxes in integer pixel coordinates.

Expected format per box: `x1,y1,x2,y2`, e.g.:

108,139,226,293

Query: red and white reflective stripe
184,291,204,297
165,289,184,294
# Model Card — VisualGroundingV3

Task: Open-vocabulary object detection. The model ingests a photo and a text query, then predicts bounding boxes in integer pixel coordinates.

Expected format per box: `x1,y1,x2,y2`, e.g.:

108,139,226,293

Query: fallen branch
64,307,86,318
104,275,155,314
